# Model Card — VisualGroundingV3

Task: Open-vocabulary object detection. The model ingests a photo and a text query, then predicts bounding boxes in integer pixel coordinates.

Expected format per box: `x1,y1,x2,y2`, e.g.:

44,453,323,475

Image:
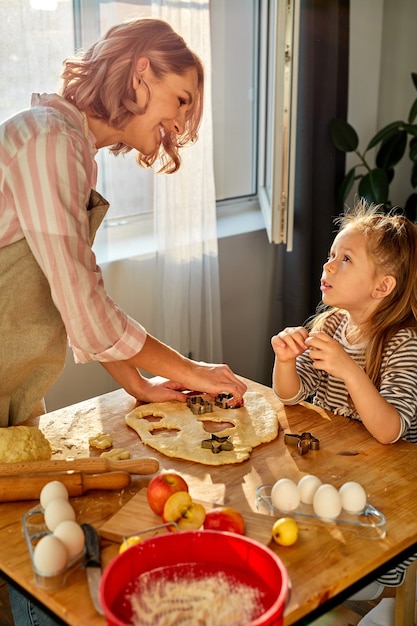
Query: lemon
119,535,143,553
272,517,298,546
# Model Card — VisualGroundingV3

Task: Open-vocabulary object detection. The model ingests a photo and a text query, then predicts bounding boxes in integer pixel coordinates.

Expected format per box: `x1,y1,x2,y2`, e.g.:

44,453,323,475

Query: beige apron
0,190,109,426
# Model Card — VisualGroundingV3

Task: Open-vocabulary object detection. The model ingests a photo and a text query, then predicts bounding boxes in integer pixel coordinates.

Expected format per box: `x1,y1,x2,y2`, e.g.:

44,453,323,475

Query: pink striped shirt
0,93,147,363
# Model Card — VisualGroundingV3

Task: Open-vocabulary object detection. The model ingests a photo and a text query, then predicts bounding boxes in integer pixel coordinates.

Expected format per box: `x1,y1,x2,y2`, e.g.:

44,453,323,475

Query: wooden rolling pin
0,470,132,502
0,456,159,477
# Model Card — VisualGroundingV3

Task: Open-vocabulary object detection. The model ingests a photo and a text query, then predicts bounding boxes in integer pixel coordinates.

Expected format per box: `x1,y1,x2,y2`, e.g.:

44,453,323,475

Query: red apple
203,507,245,535
146,472,189,516
162,491,206,530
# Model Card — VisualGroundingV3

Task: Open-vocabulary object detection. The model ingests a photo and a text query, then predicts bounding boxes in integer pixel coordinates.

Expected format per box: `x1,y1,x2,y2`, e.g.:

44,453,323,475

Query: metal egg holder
255,484,386,540
22,505,86,590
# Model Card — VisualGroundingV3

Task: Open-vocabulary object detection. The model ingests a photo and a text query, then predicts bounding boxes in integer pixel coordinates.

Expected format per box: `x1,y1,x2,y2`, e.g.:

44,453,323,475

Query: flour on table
125,392,278,465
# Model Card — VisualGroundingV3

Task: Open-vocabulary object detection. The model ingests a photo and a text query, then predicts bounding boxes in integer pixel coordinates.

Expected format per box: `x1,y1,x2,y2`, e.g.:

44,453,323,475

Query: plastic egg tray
22,506,86,589
256,484,386,540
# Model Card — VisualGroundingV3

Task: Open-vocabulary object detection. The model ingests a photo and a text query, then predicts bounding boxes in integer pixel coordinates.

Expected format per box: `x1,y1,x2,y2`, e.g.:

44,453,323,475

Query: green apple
272,517,298,546
162,491,206,530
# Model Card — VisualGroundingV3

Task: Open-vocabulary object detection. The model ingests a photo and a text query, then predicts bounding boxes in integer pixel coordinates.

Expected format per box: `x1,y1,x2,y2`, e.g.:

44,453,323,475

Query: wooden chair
394,559,417,626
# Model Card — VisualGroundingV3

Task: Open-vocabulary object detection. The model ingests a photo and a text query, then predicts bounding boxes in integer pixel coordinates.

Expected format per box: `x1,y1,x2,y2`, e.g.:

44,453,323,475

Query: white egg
297,474,323,505
40,481,69,510
339,481,367,514
53,520,85,560
33,534,68,575
44,497,76,531
313,484,342,519
271,478,300,511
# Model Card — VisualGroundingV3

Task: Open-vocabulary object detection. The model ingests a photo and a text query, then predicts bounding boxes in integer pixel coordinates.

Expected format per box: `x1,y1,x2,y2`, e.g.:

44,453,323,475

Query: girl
271,199,417,620
272,199,417,445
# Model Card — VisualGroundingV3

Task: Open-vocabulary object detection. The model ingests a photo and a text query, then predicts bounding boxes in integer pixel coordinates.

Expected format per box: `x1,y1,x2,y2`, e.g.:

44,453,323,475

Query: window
257,0,299,248
1,0,298,248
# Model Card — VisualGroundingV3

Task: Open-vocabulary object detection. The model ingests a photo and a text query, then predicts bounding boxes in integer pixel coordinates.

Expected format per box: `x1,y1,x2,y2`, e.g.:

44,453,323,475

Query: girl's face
320,227,386,321
122,66,198,156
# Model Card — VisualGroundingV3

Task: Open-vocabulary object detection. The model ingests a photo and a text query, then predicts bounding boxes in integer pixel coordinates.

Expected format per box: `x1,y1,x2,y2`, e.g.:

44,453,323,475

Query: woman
0,18,246,428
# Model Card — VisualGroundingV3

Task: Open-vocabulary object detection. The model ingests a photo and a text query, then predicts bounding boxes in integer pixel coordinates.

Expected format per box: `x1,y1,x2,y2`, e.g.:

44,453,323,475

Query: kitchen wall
45,0,417,411
45,226,276,411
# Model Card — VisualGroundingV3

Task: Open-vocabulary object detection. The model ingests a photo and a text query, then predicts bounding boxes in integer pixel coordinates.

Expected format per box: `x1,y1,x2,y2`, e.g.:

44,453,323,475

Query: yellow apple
119,535,143,554
162,491,206,530
272,517,299,546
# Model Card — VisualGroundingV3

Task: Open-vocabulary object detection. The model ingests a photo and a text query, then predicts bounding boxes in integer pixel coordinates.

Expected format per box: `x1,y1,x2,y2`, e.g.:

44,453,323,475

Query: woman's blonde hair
310,199,417,388
60,18,204,173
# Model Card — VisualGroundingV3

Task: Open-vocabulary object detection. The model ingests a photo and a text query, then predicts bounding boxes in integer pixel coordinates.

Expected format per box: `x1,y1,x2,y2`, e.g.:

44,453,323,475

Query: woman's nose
171,112,186,135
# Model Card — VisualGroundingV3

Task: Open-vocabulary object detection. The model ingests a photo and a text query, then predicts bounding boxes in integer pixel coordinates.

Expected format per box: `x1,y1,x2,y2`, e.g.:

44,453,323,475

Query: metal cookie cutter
186,395,214,415
215,392,244,409
284,432,320,456
201,433,234,454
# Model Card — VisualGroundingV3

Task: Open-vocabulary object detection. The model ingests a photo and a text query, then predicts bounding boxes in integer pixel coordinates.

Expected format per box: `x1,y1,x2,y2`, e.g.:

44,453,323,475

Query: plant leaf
403,122,417,136
330,118,358,152
376,131,407,169
337,168,356,207
412,72,417,91
409,137,417,162
366,121,403,150
408,97,417,124
358,169,389,204
412,162,417,189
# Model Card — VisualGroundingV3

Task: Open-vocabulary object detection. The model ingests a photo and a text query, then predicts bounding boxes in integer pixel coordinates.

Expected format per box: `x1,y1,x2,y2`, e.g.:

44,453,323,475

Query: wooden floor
0,574,382,626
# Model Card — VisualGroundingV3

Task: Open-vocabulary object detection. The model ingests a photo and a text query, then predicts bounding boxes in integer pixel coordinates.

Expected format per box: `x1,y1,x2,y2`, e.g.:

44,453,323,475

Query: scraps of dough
125,392,278,465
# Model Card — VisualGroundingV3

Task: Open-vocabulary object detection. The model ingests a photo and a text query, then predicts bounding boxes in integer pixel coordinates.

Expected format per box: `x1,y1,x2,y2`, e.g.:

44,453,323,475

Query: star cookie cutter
284,432,320,456
201,433,234,454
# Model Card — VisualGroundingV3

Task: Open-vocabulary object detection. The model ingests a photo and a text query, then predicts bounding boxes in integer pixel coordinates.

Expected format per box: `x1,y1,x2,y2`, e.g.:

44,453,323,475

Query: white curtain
150,0,223,364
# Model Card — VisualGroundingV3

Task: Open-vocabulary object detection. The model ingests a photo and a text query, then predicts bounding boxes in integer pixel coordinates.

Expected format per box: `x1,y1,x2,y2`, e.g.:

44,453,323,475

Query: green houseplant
330,72,417,219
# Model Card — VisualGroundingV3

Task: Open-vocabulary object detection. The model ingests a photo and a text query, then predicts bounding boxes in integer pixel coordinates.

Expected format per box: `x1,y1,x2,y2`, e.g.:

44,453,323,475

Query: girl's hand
305,331,355,378
271,326,309,362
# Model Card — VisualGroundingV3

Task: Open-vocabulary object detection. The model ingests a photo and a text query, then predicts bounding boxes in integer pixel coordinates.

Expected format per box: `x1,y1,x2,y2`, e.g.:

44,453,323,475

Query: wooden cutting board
99,488,274,546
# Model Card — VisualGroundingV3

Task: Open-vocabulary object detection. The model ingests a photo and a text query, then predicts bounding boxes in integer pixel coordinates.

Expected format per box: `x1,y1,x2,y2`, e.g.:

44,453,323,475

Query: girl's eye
178,97,186,107
342,255,351,262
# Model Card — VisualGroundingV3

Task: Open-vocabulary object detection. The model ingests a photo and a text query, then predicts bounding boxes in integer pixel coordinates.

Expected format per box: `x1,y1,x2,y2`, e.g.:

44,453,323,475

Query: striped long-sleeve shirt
277,310,417,444
277,310,417,586
0,93,147,363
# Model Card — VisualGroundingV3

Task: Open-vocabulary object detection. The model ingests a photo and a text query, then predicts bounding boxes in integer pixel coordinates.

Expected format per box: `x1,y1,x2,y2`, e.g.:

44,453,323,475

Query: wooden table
1,378,417,625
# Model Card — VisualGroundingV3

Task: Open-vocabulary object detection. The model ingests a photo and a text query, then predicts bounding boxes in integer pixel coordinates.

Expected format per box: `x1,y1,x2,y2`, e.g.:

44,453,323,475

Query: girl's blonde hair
310,199,417,388
60,18,204,173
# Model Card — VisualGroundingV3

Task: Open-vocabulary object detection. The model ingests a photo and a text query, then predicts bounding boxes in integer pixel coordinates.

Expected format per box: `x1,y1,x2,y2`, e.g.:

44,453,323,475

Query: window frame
257,0,299,249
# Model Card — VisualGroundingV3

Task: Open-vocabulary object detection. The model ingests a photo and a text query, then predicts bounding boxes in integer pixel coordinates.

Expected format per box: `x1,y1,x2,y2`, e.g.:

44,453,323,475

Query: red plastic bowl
99,530,289,626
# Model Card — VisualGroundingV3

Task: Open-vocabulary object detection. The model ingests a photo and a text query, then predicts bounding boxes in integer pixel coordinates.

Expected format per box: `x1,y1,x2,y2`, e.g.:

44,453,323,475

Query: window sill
94,198,266,265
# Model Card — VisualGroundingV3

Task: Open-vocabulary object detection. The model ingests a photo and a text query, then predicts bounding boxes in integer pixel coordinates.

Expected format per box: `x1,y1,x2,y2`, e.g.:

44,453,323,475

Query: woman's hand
101,338,247,406
271,326,309,362
181,361,247,406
